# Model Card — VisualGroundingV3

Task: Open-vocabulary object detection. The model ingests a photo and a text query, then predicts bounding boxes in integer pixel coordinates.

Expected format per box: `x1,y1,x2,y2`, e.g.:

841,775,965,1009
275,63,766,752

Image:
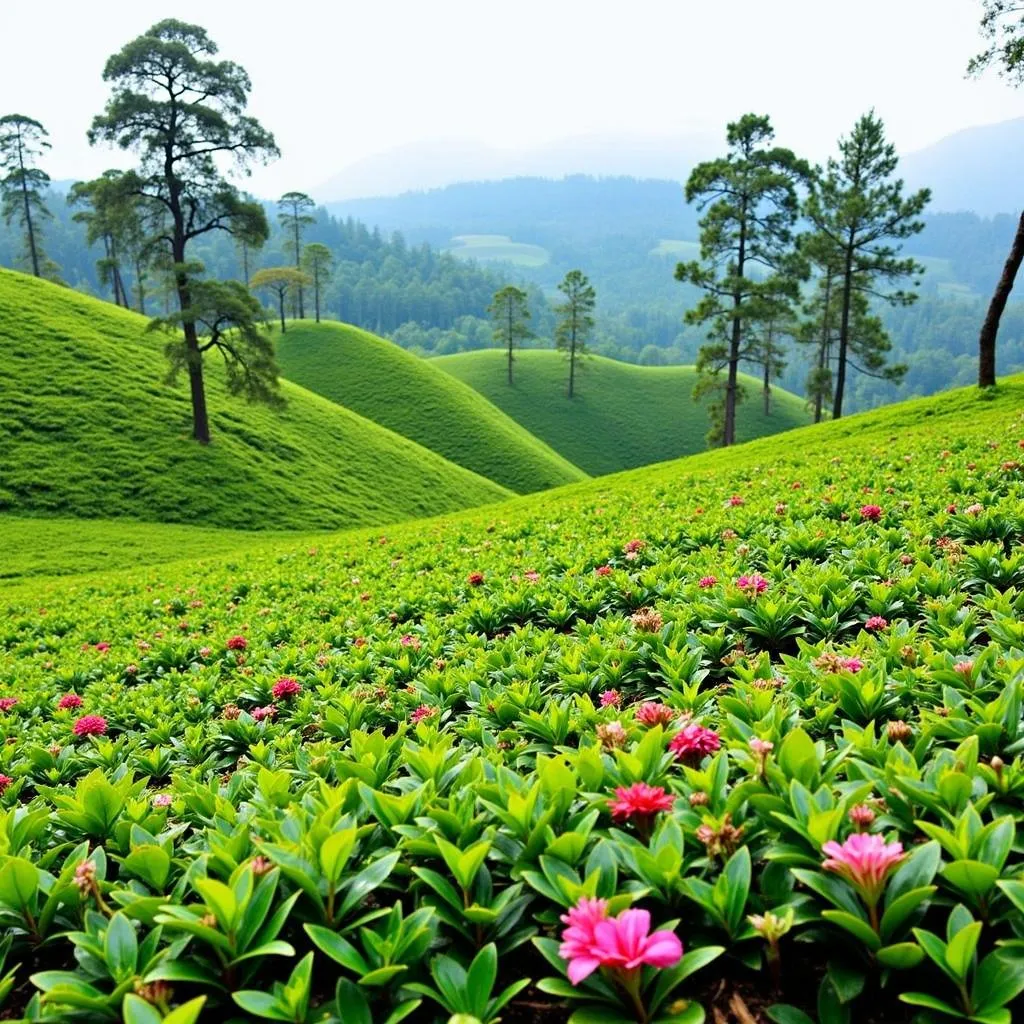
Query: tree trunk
241,241,250,287
16,131,41,278
293,221,305,318
724,220,747,447
176,271,210,444
568,335,576,398
278,291,286,333
314,278,321,322
763,344,771,416
833,245,855,420
507,302,513,385
135,259,146,315
814,273,833,424
978,210,1024,388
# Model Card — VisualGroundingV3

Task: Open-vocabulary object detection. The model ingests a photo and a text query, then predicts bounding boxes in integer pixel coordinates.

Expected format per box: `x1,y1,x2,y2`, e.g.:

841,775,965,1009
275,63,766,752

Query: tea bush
1,381,1023,1023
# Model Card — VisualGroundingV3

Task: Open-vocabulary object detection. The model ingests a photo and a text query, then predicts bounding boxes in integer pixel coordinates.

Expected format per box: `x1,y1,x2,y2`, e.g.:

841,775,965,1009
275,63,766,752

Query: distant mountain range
314,118,1024,215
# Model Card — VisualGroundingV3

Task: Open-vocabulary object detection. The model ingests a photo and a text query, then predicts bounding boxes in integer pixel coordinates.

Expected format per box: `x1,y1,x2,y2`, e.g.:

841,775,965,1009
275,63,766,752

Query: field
1,373,1023,1022
445,234,552,267
435,349,813,475
0,270,510,530
275,322,586,493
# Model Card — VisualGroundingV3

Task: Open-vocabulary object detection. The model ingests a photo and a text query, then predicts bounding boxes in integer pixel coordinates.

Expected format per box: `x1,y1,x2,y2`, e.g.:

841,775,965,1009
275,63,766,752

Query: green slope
434,349,812,476
275,321,586,493
0,269,508,530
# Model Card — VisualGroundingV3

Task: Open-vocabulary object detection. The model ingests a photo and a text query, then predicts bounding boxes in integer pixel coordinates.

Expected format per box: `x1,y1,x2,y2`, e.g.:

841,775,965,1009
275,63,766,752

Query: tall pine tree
554,269,595,398
0,114,52,278
278,192,315,318
488,286,532,385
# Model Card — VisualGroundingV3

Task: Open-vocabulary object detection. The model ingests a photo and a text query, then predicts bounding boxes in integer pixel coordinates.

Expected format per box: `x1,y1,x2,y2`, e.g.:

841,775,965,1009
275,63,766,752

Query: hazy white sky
3,0,1022,196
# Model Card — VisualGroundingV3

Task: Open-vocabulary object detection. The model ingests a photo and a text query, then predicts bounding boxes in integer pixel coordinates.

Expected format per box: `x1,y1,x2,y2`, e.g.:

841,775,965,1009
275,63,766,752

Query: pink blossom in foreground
271,677,302,700
635,702,677,727
859,504,883,522
608,782,675,824
0,698,18,713
0,775,13,794
251,705,276,722
559,901,682,985
73,714,108,737
669,723,721,762
822,833,904,910
595,564,613,576
736,574,769,595
865,616,888,632
600,690,622,708
226,635,248,651
410,704,436,724
57,693,83,711
698,575,718,589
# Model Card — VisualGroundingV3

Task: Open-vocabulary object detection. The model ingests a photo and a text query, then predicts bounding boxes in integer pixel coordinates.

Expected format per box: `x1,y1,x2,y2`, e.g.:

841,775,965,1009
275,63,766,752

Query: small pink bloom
410,704,436,724
595,565,613,576
822,833,904,907
608,782,675,823
859,504,883,522
727,495,744,507
95,642,111,653
226,635,248,651
0,698,18,713
954,660,974,677
623,539,646,554
669,723,721,762
600,690,622,708
198,646,212,659
251,705,276,722
865,616,888,632
635,702,677,727
736,574,769,595
0,774,13,794
842,657,864,673
152,793,173,808
849,804,875,831
271,677,301,700
57,694,83,711
750,737,774,756
399,634,421,649
698,575,718,589
525,571,541,583
73,714,108,737
467,571,485,586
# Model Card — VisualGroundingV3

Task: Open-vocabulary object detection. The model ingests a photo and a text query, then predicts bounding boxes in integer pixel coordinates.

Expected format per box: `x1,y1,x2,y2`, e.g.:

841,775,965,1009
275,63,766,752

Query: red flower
669,723,721,762
0,698,18,713
73,714,108,737
271,677,301,700
467,571,485,586
399,634,421,650
0,774,12,794
595,565,613,576
859,504,883,522
57,693,83,710
95,642,111,653
727,495,744,507
226,635,248,651
608,782,675,822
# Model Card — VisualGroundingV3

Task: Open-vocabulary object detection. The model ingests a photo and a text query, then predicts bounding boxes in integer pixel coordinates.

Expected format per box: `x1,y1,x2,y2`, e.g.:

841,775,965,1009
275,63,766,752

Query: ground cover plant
0,379,1022,1022
275,322,585,494
434,349,811,476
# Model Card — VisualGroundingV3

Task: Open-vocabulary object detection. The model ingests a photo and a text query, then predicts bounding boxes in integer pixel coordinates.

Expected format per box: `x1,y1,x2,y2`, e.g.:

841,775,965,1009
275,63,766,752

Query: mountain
0,269,509,530
274,322,587,493
901,117,1024,215
434,349,811,476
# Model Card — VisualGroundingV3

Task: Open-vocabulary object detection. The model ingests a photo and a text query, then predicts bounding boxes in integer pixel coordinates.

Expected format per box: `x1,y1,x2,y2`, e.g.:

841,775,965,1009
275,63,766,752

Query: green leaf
193,877,237,933
231,990,293,1020
0,857,39,911
163,998,208,1024
827,960,865,1003
335,978,372,1024
304,924,368,974
778,728,818,786
318,829,357,885
722,846,751,936
943,860,1000,900
821,910,881,951
466,941,497,1017
876,943,925,970
899,992,963,1015
973,951,1024,1012
766,1009,816,1024
885,841,941,905
879,885,937,941
122,994,161,1024
946,921,982,981
104,912,138,982
123,846,171,892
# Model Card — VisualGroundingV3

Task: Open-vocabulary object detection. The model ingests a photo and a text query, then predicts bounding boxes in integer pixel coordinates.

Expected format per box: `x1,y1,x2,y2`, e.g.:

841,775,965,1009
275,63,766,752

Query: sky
3,0,1022,198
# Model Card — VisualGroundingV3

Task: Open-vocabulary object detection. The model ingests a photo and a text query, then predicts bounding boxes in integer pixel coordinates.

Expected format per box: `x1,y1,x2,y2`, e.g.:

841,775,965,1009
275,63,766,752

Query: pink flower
669,723,721,762
954,660,974,677
698,575,718,589
467,571,485,586
735,574,769,595
226,635,248,651
842,657,864,673
57,694,83,711
251,705,276,722
849,804,875,831
608,782,675,823
727,495,744,507
865,616,888,632
822,833,904,908
271,677,301,700
623,539,646,554
0,775,13,795
73,714,108,737
559,901,682,985
0,698,18,713
600,690,622,708
95,642,111,653
635,702,677,727
152,793,173,808
595,565,613,576
525,571,541,583
859,505,883,522
399,634,421,650
410,704,436,724
198,646,212,659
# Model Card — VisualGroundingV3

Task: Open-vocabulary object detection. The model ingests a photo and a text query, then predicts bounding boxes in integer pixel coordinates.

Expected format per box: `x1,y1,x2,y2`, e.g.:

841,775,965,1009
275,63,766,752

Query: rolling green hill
434,349,812,475
274,322,585,493
0,269,509,531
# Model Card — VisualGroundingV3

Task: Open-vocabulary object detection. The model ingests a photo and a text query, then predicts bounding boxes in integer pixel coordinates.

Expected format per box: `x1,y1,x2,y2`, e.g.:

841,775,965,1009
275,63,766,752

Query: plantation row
1,386,1023,1022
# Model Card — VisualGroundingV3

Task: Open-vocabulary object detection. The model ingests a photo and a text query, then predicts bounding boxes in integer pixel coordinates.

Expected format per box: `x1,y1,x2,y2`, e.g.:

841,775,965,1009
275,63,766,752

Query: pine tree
488,286,532,385
89,20,278,444
676,114,809,446
968,1,1024,387
301,243,333,323
278,192,315,318
251,267,311,333
554,270,595,398
0,114,52,278
803,113,928,418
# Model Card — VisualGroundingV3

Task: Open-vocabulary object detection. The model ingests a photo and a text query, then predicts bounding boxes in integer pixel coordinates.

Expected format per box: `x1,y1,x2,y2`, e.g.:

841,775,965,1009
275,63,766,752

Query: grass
275,322,586,493
433,348,812,476
445,234,551,267
0,268,509,531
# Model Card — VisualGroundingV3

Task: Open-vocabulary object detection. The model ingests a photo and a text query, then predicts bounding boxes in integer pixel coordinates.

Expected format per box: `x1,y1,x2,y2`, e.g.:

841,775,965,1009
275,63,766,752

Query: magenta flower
600,690,622,708
865,616,888,632
669,723,721,762
859,504,883,522
152,793,173,808
0,698,18,713
467,571,485,586
560,901,682,985
0,774,13,794
410,704,436,724
736,574,769,595
727,495,744,507
251,705,276,722
842,657,864,673
595,565,613,576
226,635,248,651
57,693,84,711
73,714,108,737
698,575,718,589
271,677,301,700
399,634,421,649
822,833,904,924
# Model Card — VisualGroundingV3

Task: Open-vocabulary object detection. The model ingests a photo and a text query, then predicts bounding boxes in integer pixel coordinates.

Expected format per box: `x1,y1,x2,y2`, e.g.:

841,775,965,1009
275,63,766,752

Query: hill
274,322,586,493
434,348,811,475
0,269,509,530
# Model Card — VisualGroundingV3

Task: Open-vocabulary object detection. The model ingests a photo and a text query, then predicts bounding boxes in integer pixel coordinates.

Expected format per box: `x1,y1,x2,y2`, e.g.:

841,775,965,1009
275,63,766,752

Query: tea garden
1,382,1023,1023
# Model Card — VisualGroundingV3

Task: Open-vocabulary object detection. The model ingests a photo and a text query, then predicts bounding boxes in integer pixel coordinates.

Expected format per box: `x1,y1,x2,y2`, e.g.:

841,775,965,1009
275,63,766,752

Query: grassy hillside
445,234,550,267
435,348,812,475
275,322,585,493
0,269,508,530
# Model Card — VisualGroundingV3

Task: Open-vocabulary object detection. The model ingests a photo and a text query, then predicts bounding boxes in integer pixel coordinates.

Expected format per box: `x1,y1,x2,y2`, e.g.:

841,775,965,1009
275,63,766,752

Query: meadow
445,235,552,268
0,375,1022,1022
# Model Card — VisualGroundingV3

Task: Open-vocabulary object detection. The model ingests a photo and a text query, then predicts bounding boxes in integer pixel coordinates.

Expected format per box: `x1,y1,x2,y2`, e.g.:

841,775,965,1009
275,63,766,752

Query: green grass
0,268,509,531
433,349,812,476
445,234,551,267
275,322,585,493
